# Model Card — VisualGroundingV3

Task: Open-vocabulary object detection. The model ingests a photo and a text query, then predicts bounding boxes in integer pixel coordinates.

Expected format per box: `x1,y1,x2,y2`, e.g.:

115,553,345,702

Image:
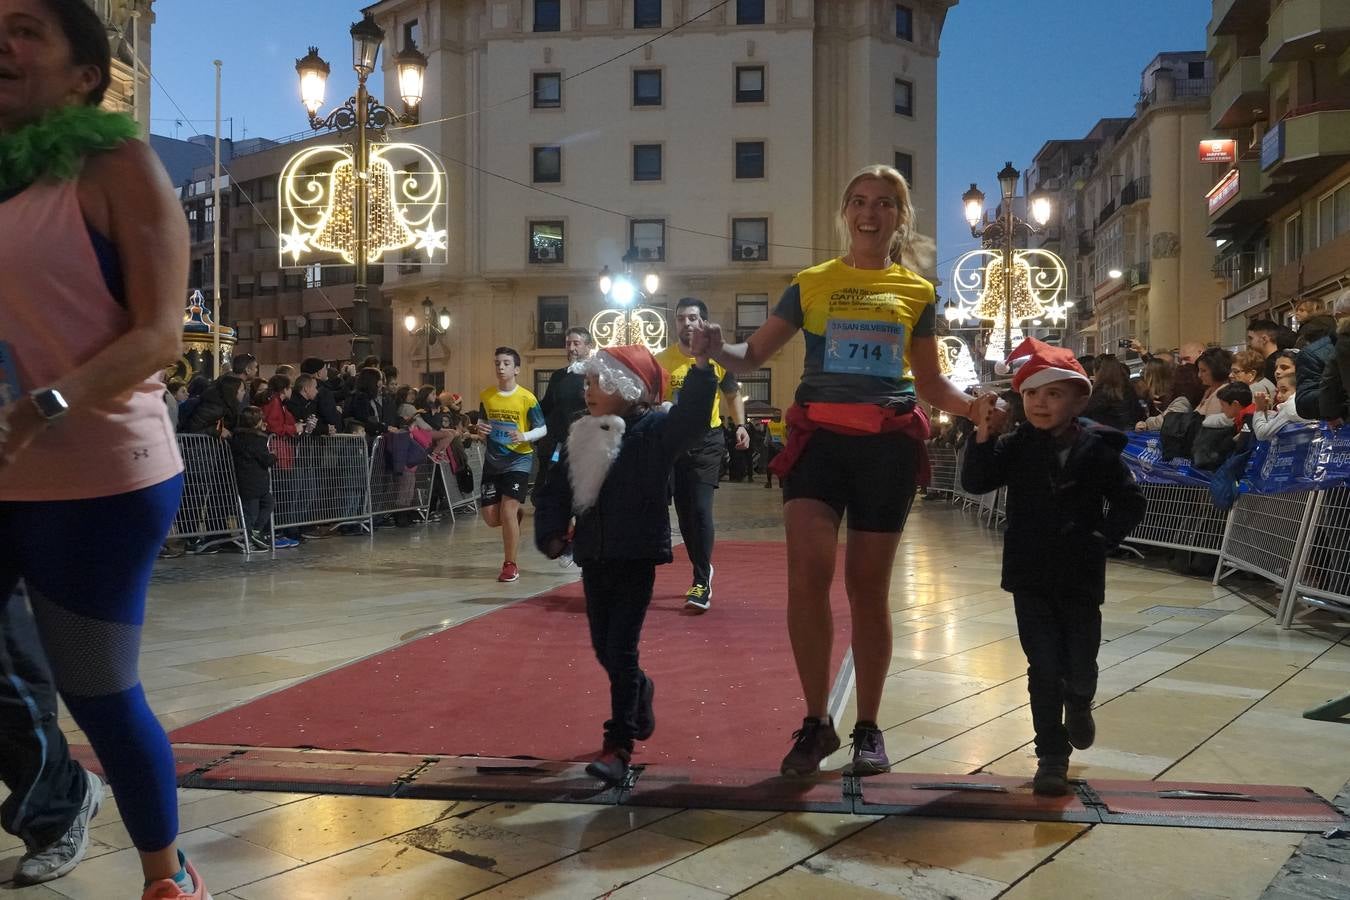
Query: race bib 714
824,319,905,379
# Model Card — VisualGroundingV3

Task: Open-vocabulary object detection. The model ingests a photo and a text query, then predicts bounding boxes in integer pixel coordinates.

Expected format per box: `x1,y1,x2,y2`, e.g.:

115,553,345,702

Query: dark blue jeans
0,586,87,850
1013,592,1102,761
582,561,657,751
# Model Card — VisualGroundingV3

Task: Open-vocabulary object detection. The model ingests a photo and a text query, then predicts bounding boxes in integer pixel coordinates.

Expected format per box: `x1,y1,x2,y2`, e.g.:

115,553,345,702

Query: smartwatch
29,388,70,422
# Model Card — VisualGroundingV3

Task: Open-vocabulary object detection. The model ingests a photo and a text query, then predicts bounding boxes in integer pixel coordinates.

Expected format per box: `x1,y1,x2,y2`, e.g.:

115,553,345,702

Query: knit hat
584,345,667,403
1006,337,1092,393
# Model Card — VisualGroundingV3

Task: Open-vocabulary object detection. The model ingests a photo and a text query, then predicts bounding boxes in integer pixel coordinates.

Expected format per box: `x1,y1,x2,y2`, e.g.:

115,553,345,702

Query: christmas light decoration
974,254,1041,323
589,307,667,351
937,335,980,389
278,141,448,267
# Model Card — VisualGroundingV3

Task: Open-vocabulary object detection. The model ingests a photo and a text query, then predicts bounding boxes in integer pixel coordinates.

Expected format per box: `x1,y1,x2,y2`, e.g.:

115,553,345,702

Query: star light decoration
945,247,1070,330
278,142,448,267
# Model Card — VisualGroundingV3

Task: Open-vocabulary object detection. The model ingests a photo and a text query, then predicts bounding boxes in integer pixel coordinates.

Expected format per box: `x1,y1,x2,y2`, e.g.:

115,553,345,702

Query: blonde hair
835,164,933,272
1232,348,1265,377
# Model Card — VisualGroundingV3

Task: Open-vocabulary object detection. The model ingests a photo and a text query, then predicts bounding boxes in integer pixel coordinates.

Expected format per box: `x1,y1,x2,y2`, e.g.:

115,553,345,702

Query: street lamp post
403,296,451,384
295,13,427,362
963,161,1053,357
592,247,665,349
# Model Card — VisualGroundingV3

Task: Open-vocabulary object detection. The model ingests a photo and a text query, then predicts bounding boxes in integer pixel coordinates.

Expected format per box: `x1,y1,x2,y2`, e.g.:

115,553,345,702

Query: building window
630,219,666,261
894,78,914,116
537,296,569,349
633,69,662,106
735,65,764,102
403,19,421,50
260,320,277,339
731,217,768,261
894,151,913,187
735,141,765,179
532,72,561,108
534,0,560,32
1187,60,1206,80
534,368,555,398
1284,213,1302,265
529,220,565,264
895,4,913,40
633,144,663,182
532,145,561,183
737,368,773,403
304,263,321,288
737,0,765,25
284,272,304,291
235,277,254,298
634,0,660,28
735,293,768,342
1316,179,1350,247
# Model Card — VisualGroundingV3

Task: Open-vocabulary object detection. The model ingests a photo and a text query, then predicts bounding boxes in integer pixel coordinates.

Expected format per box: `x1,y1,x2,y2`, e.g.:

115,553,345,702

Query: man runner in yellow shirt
655,298,749,611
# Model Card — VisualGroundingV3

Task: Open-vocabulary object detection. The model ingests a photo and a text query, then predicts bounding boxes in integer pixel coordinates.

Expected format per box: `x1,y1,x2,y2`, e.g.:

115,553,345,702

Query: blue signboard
1261,121,1285,171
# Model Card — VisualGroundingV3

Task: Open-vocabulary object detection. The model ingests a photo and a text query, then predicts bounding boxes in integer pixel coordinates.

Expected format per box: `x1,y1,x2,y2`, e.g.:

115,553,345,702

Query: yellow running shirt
773,257,936,407
478,385,545,473
655,346,739,429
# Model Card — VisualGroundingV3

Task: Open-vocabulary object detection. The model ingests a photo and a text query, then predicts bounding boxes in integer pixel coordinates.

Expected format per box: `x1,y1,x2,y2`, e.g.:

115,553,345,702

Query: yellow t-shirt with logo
478,385,544,473
655,346,739,429
773,257,936,407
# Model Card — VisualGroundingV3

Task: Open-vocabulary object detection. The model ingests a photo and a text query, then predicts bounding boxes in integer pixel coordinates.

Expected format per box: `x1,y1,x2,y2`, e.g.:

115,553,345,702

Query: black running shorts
481,470,529,507
781,428,920,532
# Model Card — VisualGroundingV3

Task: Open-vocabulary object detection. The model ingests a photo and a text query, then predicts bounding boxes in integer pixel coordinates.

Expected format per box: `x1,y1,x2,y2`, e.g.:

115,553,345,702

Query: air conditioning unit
737,243,763,261
536,246,557,261
543,321,564,334
639,247,654,259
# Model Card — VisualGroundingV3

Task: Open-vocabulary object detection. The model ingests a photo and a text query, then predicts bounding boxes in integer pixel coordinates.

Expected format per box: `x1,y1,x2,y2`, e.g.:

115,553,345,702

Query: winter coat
535,365,717,566
184,377,239,435
229,430,275,500
1083,390,1141,432
1192,414,1238,471
262,395,299,469
1318,317,1350,422
960,419,1146,603
1296,335,1335,420
540,366,588,453
345,391,395,439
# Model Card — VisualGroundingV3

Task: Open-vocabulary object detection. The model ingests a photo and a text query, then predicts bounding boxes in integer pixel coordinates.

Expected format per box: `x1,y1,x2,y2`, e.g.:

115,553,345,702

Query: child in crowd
534,331,717,785
228,407,299,551
1251,374,1314,441
962,338,1145,796
1194,382,1255,469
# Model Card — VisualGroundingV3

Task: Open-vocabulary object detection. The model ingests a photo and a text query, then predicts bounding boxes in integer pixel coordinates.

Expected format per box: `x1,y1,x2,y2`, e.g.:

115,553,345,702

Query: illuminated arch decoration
589,307,667,352
937,335,980,389
278,142,448,266
946,247,1068,327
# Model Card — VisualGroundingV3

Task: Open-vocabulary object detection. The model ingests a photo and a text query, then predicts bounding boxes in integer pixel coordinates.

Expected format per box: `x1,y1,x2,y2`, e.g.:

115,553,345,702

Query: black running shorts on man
782,428,920,532
480,471,529,507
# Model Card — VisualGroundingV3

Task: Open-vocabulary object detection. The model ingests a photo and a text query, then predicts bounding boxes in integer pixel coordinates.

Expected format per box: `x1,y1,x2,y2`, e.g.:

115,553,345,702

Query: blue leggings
0,475,183,852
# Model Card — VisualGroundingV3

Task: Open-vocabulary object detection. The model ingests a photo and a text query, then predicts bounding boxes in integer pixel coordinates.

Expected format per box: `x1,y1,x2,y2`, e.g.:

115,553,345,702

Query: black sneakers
586,745,631,785
1033,758,1071,796
1066,702,1096,750
780,716,841,778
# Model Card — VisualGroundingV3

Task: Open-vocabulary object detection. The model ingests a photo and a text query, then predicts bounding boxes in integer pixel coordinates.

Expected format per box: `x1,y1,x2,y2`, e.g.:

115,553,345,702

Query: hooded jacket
1296,334,1335,420
535,365,716,565
1318,317,1350,422
961,419,1146,603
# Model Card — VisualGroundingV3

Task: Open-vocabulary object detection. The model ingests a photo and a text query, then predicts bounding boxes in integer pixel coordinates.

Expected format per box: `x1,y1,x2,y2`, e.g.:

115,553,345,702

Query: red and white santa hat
1005,337,1092,393
584,345,668,403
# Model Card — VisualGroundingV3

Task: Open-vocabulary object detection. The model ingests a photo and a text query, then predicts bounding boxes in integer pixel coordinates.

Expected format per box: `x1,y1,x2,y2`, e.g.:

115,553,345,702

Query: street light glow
1030,195,1052,227
611,278,636,306
644,272,660,294
1108,268,1123,279
403,313,417,333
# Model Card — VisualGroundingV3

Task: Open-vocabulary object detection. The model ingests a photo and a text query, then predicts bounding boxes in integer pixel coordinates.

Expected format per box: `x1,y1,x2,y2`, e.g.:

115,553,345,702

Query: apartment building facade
302,0,957,406
1031,53,1225,356
1206,0,1350,342
91,0,155,134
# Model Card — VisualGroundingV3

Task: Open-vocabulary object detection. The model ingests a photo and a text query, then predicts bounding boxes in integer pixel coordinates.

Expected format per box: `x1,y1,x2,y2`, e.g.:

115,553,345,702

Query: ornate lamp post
403,297,451,384
294,14,427,361
959,162,1057,359
591,248,666,350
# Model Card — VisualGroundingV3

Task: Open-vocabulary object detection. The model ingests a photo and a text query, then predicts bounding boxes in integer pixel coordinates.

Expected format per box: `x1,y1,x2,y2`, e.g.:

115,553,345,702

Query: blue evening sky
149,0,1214,271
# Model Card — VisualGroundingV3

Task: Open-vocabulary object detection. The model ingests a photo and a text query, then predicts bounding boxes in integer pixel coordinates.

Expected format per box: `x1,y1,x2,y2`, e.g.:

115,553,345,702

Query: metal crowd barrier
368,434,439,520
927,446,958,498
435,441,485,520
1213,490,1318,606
170,434,251,553
1122,483,1227,556
268,433,372,533
1283,486,1350,626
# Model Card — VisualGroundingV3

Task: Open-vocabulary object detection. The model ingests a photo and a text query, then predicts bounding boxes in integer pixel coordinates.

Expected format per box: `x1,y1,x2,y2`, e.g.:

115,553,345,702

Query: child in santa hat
961,338,1146,796
534,327,719,785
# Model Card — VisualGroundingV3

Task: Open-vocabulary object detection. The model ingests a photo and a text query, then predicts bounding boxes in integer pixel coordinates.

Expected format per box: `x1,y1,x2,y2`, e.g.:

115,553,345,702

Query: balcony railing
1097,199,1117,226
1120,176,1151,207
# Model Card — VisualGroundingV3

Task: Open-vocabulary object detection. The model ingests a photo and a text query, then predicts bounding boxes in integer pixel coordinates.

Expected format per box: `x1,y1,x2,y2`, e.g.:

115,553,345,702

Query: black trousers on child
582,560,657,751
0,587,87,850
241,493,275,535
1012,592,1102,761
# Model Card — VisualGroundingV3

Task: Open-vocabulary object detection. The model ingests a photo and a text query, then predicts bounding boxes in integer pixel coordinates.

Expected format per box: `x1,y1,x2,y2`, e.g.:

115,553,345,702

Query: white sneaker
15,769,103,885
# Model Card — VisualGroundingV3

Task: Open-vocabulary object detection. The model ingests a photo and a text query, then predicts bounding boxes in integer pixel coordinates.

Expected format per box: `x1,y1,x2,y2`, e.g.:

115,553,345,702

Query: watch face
31,389,68,419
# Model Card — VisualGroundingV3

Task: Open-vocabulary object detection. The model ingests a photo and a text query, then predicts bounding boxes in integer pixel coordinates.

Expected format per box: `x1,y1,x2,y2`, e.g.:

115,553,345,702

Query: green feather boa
0,106,138,193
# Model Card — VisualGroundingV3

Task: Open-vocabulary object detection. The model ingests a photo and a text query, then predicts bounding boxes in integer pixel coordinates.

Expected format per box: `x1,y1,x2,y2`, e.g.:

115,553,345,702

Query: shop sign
1261,122,1285,170
1207,169,1241,215
1198,139,1237,164
1224,278,1269,319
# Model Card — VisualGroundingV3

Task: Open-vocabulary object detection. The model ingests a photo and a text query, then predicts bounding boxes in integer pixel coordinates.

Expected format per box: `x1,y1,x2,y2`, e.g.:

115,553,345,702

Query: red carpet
171,542,851,771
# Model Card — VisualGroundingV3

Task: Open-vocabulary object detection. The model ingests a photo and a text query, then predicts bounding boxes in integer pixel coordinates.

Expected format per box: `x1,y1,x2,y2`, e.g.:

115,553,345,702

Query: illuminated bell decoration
973,254,1042,324
589,307,667,352
279,141,449,267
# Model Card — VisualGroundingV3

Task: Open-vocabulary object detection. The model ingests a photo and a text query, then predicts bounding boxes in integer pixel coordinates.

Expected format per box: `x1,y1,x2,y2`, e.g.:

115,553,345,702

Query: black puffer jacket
961,419,1146,603
1296,335,1335,420
535,365,716,565
1318,317,1350,422
229,430,275,500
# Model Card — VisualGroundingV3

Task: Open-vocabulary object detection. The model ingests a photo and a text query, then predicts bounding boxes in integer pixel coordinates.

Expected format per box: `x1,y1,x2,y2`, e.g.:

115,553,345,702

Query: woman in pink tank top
0,2,207,898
